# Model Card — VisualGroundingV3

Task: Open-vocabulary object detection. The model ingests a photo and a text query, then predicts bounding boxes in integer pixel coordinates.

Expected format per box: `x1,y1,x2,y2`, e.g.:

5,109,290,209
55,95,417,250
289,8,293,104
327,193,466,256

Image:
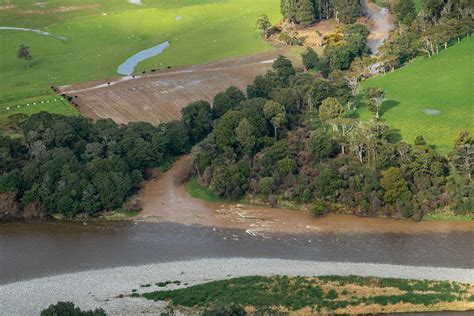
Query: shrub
202,304,247,316
326,289,339,300
311,199,326,217
41,301,106,316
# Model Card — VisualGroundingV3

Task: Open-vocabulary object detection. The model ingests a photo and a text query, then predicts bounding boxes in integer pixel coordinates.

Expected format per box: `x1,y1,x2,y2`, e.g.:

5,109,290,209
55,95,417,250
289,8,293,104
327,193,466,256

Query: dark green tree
394,0,417,26
17,44,32,68
272,55,296,83
181,100,213,143
381,167,410,204
281,0,297,22
333,0,361,24
41,301,106,316
296,0,316,26
256,14,272,37
301,47,320,70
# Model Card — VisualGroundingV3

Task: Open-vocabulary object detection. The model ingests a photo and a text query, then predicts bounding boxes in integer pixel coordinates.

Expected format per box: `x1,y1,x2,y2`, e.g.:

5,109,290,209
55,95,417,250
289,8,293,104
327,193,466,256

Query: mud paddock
58,50,286,124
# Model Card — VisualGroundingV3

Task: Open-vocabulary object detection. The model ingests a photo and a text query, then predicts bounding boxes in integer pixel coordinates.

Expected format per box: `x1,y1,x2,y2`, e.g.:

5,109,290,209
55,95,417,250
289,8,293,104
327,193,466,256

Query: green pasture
373,0,422,12
0,0,280,117
185,178,221,202
359,38,474,154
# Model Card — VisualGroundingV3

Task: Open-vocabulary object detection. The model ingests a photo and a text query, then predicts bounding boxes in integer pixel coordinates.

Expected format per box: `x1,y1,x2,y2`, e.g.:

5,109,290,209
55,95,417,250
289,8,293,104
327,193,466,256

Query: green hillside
359,38,474,154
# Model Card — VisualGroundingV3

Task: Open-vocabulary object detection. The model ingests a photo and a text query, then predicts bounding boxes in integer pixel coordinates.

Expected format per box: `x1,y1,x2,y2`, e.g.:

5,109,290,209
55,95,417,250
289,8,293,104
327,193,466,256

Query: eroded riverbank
138,156,474,236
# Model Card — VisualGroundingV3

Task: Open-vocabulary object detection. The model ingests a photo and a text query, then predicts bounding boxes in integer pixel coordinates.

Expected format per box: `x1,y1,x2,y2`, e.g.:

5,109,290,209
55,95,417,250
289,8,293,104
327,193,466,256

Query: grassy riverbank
52,209,139,222
184,178,221,202
141,275,474,314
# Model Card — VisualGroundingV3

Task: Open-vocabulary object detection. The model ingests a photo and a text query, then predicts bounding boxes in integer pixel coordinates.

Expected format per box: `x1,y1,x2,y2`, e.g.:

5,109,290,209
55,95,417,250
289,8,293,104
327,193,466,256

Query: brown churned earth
57,49,286,125
138,156,474,236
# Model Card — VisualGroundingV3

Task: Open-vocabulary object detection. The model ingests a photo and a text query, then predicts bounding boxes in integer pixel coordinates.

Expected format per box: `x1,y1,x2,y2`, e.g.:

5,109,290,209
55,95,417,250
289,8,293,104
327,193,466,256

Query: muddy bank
139,156,474,235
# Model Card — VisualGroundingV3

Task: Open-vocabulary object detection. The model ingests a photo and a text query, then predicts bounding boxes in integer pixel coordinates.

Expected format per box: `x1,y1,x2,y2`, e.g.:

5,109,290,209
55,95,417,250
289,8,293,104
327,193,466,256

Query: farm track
58,49,286,124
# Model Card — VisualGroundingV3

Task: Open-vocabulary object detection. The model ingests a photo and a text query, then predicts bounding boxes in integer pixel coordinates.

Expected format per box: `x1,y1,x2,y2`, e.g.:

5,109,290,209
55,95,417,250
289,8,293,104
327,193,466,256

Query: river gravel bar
1,258,473,315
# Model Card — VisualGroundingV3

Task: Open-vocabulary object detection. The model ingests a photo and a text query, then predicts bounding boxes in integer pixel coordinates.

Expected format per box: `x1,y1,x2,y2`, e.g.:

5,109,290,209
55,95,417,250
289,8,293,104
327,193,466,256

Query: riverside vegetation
0,105,207,220
141,275,474,314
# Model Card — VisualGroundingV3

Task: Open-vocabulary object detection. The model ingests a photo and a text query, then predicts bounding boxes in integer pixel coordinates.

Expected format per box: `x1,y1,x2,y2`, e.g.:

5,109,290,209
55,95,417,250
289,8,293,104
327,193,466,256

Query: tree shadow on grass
380,99,399,117
389,128,402,143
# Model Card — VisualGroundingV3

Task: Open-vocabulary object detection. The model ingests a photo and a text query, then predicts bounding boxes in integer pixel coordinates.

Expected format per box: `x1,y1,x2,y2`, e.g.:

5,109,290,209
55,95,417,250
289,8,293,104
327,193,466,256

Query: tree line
378,0,472,72
280,0,362,25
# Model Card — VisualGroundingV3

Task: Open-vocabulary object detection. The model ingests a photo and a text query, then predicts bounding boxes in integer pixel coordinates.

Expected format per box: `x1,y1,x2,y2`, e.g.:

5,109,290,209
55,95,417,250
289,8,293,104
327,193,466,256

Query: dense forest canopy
281,0,362,25
190,55,473,220
0,100,216,219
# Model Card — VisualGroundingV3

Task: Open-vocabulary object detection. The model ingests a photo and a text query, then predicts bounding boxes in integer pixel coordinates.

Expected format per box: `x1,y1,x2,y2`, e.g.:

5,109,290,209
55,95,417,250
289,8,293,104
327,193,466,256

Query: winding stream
117,41,170,76
0,26,67,41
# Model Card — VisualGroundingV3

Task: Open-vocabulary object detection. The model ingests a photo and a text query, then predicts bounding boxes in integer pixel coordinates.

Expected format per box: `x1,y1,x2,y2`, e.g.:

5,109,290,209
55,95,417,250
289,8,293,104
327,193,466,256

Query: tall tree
319,97,345,123
235,118,256,155
332,0,361,24
256,14,272,37
394,0,417,26
296,0,316,26
272,55,296,83
264,101,287,139
181,100,213,143
365,87,386,118
281,0,297,22
301,47,320,71
381,167,409,204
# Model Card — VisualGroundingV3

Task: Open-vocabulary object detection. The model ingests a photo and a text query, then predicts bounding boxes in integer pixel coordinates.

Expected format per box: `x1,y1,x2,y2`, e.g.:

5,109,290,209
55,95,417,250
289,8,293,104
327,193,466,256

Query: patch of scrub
128,0,143,5
423,109,442,115
0,26,67,41
117,41,170,76
175,16,183,20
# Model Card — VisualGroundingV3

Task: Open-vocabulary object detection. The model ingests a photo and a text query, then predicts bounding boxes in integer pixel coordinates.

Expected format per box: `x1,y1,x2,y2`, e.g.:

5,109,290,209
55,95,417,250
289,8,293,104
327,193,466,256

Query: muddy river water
1,156,473,285
1,220,473,285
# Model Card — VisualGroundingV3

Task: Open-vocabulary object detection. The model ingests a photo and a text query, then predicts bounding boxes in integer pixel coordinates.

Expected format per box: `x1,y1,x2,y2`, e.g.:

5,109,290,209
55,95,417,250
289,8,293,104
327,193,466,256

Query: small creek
0,26,66,41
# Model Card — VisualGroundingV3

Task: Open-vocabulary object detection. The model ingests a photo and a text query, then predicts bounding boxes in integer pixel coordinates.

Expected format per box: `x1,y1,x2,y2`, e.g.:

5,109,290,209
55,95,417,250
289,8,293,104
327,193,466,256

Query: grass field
373,0,422,11
141,275,474,314
185,178,221,202
0,0,280,118
359,38,474,154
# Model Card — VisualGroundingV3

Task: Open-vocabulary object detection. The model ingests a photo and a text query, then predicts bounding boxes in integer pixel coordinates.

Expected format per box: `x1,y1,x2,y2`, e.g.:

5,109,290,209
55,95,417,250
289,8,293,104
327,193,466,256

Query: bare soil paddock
57,50,286,124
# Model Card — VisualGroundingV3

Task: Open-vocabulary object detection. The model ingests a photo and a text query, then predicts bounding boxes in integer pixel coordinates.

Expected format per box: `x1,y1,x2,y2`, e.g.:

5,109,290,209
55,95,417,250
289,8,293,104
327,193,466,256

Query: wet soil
139,156,474,236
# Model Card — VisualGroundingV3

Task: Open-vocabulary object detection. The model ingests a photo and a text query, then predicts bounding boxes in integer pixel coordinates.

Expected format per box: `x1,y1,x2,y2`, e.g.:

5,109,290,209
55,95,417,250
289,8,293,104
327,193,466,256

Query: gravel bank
2,258,473,315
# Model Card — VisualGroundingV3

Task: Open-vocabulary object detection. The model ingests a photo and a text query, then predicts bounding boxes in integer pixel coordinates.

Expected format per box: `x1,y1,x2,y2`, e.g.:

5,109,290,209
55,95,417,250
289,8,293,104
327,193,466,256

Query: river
363,0,395,54
1,221,473,285
1,157,474,286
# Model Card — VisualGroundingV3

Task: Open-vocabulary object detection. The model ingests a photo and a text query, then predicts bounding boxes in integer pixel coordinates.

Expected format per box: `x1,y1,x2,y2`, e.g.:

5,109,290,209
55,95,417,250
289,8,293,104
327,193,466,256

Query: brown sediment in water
139,156,474,236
